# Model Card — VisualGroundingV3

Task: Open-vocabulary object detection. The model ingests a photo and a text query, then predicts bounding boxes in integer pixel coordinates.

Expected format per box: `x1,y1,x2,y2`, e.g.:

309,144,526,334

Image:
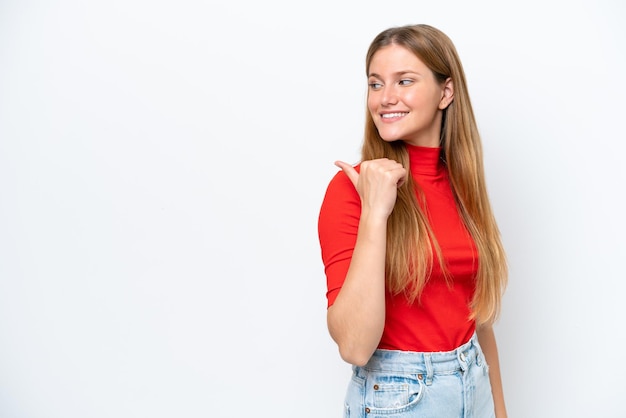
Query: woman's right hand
335,159,407,219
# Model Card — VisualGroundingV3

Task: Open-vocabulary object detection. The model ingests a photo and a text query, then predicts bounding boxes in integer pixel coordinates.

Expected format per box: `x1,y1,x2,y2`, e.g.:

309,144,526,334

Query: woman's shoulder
319,164,361,215
319,165,361,236
323,164,360,197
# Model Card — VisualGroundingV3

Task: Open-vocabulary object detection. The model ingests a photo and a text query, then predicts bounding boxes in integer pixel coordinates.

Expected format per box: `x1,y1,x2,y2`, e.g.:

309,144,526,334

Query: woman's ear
439,77,454,110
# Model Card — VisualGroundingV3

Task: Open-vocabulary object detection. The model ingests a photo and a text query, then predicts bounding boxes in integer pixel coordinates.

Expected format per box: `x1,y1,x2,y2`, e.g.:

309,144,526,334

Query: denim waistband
363,333,483,379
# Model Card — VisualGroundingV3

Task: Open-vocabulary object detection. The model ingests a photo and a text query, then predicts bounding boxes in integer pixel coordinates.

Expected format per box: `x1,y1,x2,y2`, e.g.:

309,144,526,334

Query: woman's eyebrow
368,70,421,78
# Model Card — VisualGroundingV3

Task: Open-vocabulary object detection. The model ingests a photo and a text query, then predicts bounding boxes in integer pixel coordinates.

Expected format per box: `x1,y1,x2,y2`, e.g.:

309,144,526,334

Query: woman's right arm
326,159,406,366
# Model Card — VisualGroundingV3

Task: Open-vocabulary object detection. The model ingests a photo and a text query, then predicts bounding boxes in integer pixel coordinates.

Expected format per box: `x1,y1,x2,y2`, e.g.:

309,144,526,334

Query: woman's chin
378,135,403,143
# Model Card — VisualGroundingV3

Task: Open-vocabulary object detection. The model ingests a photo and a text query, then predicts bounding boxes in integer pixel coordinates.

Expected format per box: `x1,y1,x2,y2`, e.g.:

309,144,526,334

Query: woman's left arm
476,324,507,418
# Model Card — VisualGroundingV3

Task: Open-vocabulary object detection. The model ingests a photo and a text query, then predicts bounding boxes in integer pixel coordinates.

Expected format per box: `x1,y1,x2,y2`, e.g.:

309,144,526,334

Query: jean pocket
368,373,425,412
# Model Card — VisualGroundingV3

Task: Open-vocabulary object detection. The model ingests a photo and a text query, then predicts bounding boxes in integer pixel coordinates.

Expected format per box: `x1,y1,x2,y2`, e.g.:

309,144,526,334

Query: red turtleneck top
318,145,477,352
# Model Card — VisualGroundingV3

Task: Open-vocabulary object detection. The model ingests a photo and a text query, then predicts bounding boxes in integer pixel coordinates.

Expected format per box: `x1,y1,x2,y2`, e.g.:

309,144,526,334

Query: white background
1,1,625,417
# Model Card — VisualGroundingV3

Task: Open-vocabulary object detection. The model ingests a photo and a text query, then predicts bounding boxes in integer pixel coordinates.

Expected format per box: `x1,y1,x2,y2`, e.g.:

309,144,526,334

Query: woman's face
367,44,452,147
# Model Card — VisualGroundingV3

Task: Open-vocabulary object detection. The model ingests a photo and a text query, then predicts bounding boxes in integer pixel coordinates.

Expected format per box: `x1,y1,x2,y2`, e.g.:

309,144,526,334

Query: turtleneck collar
407,144,445,177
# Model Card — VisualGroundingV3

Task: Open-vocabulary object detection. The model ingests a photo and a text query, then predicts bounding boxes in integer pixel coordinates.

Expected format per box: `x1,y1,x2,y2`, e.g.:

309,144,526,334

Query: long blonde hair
363,24,507,325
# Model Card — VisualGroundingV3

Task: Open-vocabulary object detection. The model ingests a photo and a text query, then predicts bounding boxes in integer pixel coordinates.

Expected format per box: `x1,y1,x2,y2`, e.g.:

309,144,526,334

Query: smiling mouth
381,112,408,119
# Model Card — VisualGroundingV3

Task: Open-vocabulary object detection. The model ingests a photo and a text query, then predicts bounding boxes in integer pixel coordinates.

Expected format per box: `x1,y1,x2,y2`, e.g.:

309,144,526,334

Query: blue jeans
343,333,495,417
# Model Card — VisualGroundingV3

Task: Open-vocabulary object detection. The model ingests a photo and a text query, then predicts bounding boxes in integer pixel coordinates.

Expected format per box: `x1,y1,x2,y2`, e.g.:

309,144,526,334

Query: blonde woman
318,24,508,417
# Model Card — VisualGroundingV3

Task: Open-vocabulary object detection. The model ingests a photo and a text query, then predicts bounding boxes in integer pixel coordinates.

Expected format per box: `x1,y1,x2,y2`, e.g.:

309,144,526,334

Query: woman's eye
368,82,382,90
399,79,413,86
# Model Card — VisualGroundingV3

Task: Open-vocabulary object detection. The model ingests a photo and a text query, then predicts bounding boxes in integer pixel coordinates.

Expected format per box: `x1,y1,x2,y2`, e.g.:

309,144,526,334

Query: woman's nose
381,85,398,106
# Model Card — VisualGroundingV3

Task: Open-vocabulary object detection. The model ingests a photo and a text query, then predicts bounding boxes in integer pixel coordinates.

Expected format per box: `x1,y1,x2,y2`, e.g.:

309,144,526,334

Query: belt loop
473,333,484,367
472,332,480,352
424,353,433,386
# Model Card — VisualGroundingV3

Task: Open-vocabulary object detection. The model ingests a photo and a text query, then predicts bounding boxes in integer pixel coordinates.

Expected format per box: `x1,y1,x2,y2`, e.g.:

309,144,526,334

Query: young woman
318,24,508,417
